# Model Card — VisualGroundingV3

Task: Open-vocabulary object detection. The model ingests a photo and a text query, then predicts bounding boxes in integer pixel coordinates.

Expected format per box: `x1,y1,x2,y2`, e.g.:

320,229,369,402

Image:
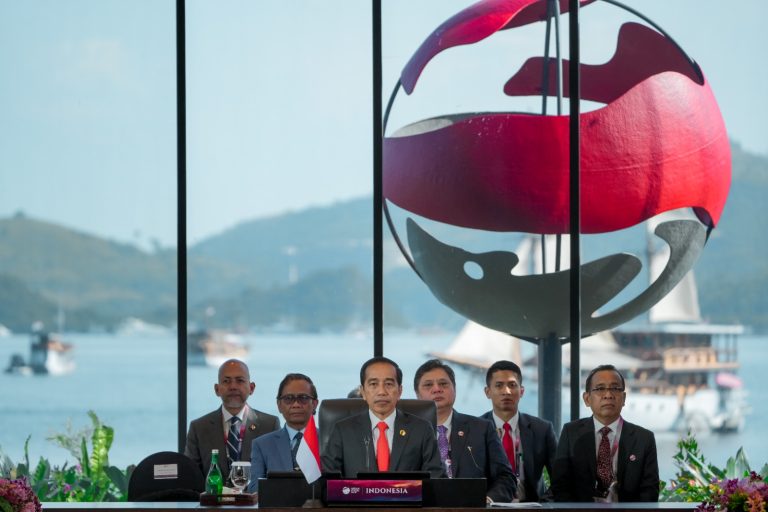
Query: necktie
596,426,613,492
227,417,241,465
502,422,517,474
376,421,390,471
291,432,303,470
437,425,452,477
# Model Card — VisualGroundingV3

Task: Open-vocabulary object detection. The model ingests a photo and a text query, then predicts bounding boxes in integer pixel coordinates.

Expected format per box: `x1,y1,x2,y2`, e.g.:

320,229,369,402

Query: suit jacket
321,408,444,478
450,411,517,502
184,405,280,480
480,410,557,502
246,426,295,492
551,417,659,502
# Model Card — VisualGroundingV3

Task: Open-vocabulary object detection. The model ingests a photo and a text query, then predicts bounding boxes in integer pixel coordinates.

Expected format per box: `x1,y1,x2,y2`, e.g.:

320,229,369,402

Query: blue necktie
227,417,241,466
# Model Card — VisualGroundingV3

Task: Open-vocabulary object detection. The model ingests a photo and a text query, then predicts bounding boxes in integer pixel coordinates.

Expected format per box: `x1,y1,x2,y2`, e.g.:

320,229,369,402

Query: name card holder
326,479,423,507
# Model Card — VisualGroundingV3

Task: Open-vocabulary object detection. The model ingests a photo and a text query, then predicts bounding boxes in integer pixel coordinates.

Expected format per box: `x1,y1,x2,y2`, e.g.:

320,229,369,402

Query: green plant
661,433,768,505
0,411,134,502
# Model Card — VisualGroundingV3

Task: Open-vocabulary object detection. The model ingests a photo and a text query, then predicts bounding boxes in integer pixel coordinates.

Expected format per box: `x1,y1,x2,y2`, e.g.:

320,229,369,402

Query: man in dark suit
480,360,557,502
321,356,444,478
247,373,319,492
551,364,659,502
414,359,516,503
185,359,280,481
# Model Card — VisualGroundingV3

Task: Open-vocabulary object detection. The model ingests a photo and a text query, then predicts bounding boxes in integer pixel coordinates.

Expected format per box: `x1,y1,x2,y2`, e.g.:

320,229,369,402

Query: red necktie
376,421,390,471
597,426,613,491
502,422,517,473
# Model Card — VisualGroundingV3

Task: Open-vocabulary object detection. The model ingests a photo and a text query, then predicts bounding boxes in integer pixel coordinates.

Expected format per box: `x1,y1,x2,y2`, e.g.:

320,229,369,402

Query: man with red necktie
480,360,557,502
321,356,444,478
551,364,659,502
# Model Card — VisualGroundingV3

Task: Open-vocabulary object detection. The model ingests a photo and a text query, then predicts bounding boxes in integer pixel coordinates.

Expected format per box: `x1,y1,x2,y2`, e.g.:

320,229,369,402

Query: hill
0,142,765,332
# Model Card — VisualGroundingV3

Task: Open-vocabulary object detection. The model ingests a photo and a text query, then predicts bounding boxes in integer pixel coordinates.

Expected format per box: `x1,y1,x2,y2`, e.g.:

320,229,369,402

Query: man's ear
582,391,590,406
214,383,221,397
249,382,255,395
520,385,525,398
484,387,491,399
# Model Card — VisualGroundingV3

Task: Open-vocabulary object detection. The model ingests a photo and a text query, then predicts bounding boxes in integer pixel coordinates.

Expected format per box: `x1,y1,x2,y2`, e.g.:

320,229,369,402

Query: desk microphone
363,436,371,469
467,445,482,471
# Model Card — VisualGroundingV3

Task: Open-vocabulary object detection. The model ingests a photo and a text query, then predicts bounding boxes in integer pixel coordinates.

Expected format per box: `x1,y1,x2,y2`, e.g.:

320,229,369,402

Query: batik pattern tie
227,417,241,466
502,422,517,474
437,425,452,477
291,432,303,470
376,421,390,471
596,426,613,493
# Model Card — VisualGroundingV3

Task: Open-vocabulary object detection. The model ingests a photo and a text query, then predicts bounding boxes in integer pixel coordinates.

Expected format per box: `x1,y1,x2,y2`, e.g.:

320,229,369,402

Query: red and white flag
296,415,322,484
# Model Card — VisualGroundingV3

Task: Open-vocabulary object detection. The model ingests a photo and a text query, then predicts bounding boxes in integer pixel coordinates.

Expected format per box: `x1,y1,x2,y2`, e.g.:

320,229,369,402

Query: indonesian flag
296,415,322,484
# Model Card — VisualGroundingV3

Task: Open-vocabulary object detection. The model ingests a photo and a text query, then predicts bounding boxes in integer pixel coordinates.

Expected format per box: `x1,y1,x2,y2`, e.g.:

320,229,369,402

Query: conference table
42,502,698,512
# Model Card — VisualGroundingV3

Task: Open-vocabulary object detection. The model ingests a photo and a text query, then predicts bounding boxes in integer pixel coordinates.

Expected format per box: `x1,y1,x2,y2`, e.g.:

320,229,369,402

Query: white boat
187,329,248,367
5,332,75,376
436,216,747,433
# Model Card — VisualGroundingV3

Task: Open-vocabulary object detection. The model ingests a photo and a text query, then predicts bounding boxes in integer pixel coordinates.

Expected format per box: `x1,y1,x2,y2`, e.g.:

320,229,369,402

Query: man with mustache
185,359,280,481
551,364,659,502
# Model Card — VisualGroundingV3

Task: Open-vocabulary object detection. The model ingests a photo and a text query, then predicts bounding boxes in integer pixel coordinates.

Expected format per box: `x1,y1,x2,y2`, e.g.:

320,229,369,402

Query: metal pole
175,0,188,453
538,333,562,432
568,0,582,423
372,0,384,357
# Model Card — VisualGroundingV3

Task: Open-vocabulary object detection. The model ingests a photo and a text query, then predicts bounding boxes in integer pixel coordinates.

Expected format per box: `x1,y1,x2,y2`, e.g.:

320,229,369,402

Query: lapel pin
629,454,636,461
400,429,406,437
249,424,257,431
458,431,465,437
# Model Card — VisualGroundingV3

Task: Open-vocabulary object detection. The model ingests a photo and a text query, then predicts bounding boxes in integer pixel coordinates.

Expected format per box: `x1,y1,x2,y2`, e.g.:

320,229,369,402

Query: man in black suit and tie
414,359,516,503
185,359,280,481
321,356,444,478
551,364,659,502
480,360,557,502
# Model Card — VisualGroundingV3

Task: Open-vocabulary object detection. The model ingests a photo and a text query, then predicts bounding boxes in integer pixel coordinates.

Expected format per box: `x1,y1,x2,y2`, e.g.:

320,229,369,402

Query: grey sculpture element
406,217,706,340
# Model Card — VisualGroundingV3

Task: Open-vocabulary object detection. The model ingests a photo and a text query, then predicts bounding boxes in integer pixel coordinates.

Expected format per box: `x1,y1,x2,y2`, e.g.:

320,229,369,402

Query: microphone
467,445,482,471
363,436,371,469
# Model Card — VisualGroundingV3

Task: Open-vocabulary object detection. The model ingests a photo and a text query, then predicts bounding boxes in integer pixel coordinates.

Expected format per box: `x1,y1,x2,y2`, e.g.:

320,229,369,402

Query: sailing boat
435,213,747,433
609,211,747,433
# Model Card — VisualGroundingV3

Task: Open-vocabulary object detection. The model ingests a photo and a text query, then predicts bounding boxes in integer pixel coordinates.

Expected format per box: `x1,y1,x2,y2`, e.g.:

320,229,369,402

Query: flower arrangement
661,433,768,511
697,472,768,512
0,477,42,512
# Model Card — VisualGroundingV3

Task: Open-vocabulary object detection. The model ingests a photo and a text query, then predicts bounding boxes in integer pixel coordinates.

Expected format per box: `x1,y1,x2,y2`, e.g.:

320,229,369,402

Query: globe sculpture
382,0,731,423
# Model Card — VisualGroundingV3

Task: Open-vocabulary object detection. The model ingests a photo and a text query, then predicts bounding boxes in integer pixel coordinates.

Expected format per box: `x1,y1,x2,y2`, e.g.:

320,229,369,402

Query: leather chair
318,398,437,454
127,451,204,501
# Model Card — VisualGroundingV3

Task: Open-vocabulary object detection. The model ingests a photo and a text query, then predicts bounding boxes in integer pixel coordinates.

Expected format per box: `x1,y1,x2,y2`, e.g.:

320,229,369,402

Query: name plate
326,479,422,506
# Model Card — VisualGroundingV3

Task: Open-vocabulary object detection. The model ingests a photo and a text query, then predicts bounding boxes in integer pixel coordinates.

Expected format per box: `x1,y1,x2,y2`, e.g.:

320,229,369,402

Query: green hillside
0,142,765,332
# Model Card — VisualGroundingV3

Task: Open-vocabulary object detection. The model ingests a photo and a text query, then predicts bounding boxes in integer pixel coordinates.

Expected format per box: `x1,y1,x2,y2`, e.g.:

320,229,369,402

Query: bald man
185,359,280,479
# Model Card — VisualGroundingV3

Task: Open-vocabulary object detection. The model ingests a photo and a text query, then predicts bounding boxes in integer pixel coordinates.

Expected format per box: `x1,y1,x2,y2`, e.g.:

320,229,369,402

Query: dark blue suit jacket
247,426,295,492
449,410,517,502
321,409,444,478
551,417,659,502
480,410,557,502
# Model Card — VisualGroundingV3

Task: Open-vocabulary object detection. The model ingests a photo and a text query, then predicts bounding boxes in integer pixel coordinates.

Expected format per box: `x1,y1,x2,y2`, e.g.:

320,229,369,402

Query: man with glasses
247,373,319,492
414,359,516,504
322,356,444,478
185,359,280,481
551,364,659,502
480,360,556,502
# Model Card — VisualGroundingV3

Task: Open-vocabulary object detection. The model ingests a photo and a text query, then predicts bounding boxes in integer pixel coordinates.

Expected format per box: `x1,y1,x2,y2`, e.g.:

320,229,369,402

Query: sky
0,0,765,249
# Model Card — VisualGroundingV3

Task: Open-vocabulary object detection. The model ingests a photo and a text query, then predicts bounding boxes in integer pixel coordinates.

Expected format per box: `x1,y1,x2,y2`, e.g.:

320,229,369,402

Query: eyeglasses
589,386,625,396
277,394,315,405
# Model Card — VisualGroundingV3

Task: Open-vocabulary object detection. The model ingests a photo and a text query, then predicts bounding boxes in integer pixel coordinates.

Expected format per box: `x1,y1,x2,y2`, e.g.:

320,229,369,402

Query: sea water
0,331,765,482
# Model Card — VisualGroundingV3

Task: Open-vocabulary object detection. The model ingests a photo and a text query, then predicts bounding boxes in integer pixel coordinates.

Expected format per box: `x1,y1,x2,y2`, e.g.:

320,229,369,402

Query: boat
434,214,747,433
602,212,747,433
5,332,75,376
187,329,249,367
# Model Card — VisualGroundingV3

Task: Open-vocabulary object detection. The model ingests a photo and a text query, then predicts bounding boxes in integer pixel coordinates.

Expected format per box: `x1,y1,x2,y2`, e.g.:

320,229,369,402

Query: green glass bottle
205,449,224,495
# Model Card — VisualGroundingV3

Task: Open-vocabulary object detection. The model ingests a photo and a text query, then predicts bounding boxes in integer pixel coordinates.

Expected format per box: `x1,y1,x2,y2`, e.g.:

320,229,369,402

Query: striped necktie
291,432,303,470
227,416,241,466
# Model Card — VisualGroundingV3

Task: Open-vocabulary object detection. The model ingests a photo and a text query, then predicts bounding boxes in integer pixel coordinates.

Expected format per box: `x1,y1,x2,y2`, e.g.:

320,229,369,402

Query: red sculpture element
385,1,731,233
401,0,596,95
